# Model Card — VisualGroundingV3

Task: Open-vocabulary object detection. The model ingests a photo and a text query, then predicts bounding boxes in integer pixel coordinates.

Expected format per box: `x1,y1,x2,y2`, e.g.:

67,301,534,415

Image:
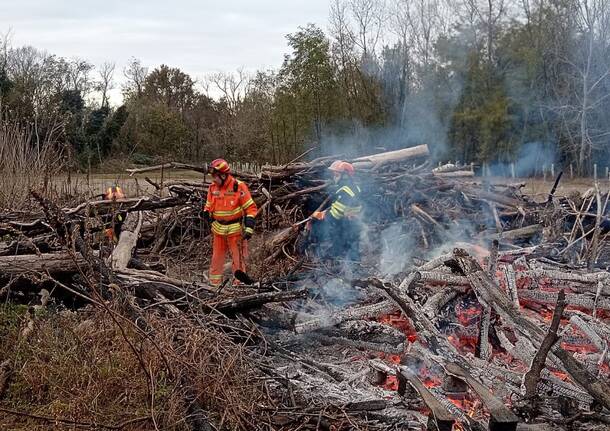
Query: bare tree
205,69,249,115
0,29,12,72
348,0,386,58
97,61,115,108
460,0,509,64
66,58,94,95
123,57,148,99
572,0,610,172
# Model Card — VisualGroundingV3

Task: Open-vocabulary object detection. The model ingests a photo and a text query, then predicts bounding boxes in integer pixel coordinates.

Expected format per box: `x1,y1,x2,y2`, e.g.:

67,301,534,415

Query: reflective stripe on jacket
204,175,257,236
329,184,362,220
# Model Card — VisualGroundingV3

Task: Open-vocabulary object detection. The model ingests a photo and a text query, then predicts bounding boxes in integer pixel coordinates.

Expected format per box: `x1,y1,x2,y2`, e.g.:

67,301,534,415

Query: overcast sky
1,0,331,103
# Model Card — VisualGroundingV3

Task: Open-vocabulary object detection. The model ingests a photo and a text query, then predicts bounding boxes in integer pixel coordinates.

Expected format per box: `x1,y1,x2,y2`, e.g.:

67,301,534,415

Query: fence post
543,164,547,181
570,163,574,179
511,162,516,178
594,163,598,180
551,163,555,178
470,162,474,173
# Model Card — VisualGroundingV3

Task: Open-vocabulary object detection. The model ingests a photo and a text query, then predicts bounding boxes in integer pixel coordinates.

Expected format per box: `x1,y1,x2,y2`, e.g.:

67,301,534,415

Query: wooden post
594,163,598,180
570,163,574,179
470,162,474,173
551,163,555,177
511,162,515,178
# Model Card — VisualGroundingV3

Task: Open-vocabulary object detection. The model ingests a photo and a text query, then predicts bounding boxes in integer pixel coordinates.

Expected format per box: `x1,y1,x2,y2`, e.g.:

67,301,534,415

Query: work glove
311,210,326,221
243,215,255,240
200,210,211,223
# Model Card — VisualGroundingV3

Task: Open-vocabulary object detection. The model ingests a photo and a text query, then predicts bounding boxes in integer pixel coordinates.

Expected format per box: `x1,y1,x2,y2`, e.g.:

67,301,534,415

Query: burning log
523,290,566,401
396,365,457,431
518,290,610,311
423,290,459,318
442,362,518,431
568,315,608,357
419,271,470,286
528,268,610,285
315,333,404,355
477,307,492,360
504,265,520,308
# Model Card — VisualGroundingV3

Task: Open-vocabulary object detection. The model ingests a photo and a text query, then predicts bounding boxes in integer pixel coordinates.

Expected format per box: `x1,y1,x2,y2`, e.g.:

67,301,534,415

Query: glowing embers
378,310,418,343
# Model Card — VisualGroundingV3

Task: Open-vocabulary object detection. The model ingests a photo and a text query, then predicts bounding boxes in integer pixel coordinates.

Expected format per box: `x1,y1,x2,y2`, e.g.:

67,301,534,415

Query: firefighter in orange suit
203,159,257,286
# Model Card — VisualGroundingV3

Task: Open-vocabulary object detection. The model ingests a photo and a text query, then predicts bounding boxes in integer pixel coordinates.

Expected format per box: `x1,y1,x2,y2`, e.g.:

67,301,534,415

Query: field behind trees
1,0,610,175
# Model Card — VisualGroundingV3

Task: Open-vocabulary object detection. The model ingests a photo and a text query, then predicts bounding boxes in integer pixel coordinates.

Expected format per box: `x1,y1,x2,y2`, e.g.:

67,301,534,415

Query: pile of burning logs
2,144,610,429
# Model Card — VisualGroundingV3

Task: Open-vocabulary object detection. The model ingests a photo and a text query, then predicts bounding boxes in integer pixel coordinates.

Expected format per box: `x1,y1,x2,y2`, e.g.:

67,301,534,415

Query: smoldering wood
504,264,520,308
523,290,566,401
518,289,610,311
423,290,459,318
452,248,610,411
442,362,519,430
319,319,406,347
568,315,607,354
419,253,453,271
294,300,396,334
314,333,404,355
419,271,470,286
396,365,456,431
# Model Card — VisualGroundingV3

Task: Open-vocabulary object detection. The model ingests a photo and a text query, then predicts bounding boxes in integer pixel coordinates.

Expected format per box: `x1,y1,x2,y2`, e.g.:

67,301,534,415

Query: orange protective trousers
209,233,248,286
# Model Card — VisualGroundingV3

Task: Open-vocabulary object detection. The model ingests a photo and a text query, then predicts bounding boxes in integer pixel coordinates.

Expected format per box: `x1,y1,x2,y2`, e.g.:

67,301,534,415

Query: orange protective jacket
204,175,257,236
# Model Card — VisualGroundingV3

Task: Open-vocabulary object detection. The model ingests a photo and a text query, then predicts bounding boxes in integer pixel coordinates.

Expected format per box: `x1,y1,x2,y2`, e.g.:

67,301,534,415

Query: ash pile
2,144,610,430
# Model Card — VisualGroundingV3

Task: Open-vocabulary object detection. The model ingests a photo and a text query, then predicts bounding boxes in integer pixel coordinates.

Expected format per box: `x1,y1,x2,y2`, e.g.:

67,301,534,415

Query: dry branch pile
2,145,610,430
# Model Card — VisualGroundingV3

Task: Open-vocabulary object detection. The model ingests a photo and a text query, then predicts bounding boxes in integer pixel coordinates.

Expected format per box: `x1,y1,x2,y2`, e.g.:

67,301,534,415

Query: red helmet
208,158,230,174
328,160,355,176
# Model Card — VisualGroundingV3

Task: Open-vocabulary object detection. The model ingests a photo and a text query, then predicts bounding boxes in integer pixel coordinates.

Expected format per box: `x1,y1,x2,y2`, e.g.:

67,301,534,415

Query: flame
105,185,125,200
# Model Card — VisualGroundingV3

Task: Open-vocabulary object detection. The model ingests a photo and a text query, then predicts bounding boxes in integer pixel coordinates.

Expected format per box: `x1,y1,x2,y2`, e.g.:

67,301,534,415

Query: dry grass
0,302,271,430
0,116,65,210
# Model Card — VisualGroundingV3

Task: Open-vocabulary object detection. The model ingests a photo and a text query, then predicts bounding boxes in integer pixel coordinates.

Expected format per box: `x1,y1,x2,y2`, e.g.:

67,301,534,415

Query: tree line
1,0,609,174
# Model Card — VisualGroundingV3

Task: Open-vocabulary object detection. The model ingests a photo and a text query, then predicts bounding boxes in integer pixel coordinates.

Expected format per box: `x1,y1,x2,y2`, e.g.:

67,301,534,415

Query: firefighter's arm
239,183,257,238
328,193,347,220
202,188,214,221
